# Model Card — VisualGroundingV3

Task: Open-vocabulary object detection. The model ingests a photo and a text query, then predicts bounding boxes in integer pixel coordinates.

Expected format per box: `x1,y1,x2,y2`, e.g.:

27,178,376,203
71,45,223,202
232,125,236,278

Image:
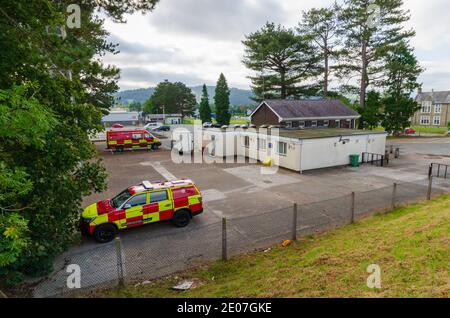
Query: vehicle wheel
93,224,117,243
172,210,191,228
152,144,159,150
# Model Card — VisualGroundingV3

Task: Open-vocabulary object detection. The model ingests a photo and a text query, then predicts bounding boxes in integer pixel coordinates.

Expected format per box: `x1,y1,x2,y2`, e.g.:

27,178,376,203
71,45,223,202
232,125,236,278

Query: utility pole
162,104,166,124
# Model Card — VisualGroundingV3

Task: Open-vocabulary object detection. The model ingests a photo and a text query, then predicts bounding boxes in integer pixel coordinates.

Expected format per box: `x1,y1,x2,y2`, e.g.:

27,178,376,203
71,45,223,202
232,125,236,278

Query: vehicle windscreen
111,189,132,208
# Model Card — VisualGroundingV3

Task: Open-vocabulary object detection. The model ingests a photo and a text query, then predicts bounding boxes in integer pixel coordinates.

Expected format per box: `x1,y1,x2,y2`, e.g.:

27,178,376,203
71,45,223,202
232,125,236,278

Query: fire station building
197,100,388,173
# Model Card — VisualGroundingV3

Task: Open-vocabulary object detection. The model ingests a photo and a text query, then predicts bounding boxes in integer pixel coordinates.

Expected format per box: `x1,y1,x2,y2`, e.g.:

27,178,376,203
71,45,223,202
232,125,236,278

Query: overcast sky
103,0,450,92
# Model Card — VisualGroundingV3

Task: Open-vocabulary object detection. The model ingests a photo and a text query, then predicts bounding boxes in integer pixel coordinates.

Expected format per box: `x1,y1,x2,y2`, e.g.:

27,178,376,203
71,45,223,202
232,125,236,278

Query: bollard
292,204,298,241
115,237,125,288
222,217,228,261
395,147,400,159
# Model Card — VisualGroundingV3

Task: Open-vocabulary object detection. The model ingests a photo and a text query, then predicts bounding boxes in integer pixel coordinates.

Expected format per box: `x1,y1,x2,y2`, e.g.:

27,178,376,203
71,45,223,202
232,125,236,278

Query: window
285,122,292,128
421,101,431,113
299,121,305,128
433,116,441,126
111,189,132,208
323,120,329,127
257,138,266,150
132,133,143,140
126,193,147,208
420,116,430,125
434,104,442,114
244,136,250,148
311,121,318,127
150,190,168,203
277,142,287,155
172,187,199,199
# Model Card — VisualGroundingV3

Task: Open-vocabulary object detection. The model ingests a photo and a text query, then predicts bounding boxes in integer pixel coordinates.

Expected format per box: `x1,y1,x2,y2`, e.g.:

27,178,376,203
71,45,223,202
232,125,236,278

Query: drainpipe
299,140,303,174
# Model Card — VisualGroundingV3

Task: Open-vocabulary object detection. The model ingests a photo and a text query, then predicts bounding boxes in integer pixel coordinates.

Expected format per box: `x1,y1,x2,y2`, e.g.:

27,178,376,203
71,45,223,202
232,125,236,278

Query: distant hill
114,85,256,106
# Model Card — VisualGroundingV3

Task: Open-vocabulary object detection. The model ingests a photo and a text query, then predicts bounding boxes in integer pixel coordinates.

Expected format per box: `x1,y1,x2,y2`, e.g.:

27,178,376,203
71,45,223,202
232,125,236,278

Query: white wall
300,134,387,172
195,129,387,173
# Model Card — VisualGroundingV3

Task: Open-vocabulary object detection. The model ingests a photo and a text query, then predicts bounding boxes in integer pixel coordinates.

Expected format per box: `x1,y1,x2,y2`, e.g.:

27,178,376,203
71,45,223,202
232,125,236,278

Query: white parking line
140,161,178,181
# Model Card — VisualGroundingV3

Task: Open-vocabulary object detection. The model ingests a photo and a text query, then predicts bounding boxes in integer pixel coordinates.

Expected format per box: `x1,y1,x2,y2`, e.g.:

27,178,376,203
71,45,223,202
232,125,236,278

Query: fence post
115,237,125,288
427,176,433,200
292,203,298,241
222,217,228,261
350,192,355,224
392,183,397,209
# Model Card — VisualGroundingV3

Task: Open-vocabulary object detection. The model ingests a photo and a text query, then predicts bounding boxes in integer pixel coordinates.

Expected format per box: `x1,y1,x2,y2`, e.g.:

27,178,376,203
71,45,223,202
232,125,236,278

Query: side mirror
124,204,132,209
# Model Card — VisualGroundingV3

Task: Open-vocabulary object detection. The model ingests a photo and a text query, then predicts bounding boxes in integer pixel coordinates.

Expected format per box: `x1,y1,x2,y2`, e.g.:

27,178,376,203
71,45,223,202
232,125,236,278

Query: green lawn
182,117,250,125
91,195,450,298
411,126,448,135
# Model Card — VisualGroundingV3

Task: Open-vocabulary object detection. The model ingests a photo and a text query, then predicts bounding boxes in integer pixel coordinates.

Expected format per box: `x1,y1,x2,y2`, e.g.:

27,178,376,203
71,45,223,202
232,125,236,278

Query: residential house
413,90,450,127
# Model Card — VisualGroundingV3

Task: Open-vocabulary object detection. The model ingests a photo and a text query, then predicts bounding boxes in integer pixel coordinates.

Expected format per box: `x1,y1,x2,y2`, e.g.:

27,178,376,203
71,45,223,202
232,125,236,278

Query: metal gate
429,163,450,179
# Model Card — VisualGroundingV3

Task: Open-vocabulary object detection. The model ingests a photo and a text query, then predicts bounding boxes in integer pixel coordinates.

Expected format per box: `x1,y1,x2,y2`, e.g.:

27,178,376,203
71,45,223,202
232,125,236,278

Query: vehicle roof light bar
142,181,153,189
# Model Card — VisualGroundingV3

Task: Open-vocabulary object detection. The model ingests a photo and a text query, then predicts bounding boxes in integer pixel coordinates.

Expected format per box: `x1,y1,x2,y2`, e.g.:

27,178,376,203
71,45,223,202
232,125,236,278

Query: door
146,190,173,223
144,133,154,148
131,132,144,149
122,193,148,228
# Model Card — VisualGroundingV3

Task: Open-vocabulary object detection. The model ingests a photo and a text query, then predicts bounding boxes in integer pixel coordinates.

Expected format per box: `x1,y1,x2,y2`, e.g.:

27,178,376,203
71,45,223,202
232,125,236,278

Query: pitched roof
416,91,450,104
255,99,360,120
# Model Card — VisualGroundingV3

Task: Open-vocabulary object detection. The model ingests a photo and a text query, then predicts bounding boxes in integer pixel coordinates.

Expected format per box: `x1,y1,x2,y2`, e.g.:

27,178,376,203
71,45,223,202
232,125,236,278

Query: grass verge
412,126,448,135
90,195,450,298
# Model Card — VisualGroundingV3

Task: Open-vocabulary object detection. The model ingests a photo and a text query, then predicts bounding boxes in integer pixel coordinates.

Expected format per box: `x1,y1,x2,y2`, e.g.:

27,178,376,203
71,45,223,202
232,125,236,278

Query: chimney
418,86,422,94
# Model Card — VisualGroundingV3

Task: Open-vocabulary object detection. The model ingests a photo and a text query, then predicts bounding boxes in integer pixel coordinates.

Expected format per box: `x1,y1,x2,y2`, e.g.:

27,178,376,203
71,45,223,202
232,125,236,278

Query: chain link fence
33,177,450,297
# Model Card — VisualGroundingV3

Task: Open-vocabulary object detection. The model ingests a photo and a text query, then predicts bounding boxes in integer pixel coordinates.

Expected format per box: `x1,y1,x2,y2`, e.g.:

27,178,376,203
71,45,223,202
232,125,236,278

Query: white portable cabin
198,128,388,173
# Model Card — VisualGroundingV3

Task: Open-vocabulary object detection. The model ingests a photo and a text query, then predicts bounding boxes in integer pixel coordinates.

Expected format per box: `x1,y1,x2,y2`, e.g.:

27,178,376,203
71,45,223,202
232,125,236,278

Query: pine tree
214,74,231,126
199,84,212,123
339,0,415,108
242,22,321,101
297,3,342,97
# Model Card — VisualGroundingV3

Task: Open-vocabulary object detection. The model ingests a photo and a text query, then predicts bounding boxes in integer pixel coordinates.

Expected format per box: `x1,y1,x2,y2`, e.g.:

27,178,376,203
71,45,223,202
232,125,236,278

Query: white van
144,122,163,131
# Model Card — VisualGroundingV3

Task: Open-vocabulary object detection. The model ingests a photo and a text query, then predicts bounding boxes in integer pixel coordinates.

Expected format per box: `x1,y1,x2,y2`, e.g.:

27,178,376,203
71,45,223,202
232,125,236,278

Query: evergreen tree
297,3,342,97
339,0,415,108
358,91,383,129
381,41,423,135
242,22,321,101
199,84,212,123
214,74,231,126
0,0,159,279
